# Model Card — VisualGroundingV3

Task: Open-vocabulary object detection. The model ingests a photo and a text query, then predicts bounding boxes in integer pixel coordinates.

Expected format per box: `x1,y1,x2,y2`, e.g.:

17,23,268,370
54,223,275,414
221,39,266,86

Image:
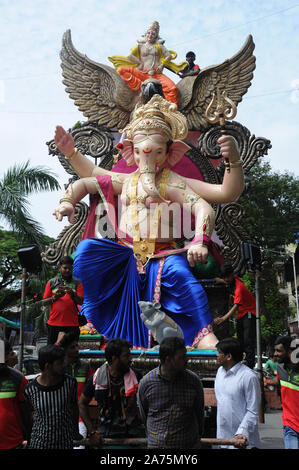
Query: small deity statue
109,21,187,105
53,95,244,350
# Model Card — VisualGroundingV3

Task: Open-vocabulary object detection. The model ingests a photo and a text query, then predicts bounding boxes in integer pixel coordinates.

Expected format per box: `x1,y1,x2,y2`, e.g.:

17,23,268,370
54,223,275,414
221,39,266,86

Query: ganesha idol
53,95,244,349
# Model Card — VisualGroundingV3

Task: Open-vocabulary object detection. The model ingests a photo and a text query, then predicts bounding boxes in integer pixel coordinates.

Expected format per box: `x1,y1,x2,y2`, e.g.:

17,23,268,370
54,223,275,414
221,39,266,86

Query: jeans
236,312,256,369
283,426,299,449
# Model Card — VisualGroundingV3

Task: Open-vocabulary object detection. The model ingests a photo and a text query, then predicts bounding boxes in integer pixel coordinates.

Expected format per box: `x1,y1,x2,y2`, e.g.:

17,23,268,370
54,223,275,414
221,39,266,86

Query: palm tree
0,160,60,246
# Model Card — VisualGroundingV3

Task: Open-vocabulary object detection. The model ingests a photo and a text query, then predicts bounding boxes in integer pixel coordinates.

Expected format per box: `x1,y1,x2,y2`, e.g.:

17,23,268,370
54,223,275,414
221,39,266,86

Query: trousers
236,312,256,369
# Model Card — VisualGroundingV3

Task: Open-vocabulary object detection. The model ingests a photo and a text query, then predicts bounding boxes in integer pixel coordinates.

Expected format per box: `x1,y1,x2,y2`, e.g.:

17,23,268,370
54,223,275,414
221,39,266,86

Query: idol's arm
165,180,215,266
161,44,172,62
53,177,100,223
127,53,141,65
55,125,114,179
187,197,216,267
186,135,244,204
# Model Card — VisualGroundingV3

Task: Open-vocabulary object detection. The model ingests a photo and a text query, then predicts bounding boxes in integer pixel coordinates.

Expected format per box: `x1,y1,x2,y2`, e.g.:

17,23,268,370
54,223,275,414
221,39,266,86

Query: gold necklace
130,168,170,267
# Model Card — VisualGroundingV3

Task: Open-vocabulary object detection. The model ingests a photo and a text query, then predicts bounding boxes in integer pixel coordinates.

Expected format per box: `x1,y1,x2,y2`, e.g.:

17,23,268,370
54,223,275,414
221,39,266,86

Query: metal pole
18,268,27,372
291,253,299,329
73,437,248,448
255,268,264,423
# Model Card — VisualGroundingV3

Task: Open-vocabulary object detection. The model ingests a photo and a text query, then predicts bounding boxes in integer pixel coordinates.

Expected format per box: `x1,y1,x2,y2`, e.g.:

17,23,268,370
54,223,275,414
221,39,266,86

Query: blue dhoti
73,238,213,348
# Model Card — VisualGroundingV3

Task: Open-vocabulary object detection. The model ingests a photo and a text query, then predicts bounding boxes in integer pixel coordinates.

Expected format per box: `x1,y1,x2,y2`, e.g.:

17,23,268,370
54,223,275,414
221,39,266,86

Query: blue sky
0,0,298,238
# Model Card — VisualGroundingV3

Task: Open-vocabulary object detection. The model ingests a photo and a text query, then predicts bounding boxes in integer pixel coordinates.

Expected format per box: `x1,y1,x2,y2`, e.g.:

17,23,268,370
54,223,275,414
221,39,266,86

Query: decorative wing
60,29,136,130
177,35,256,131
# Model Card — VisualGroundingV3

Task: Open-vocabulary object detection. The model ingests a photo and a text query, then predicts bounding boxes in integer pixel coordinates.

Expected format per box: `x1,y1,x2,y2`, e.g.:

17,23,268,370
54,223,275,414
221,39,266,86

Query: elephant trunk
139,158,169,203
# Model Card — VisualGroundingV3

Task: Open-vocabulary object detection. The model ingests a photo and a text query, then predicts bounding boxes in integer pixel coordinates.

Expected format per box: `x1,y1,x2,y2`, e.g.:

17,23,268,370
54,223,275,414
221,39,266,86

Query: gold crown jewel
124,95,188,141
148,21,160,34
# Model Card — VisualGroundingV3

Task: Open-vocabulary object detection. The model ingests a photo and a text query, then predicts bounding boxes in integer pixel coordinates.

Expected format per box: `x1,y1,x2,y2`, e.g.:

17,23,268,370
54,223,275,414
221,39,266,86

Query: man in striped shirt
24,344,81,449
137,337,204,448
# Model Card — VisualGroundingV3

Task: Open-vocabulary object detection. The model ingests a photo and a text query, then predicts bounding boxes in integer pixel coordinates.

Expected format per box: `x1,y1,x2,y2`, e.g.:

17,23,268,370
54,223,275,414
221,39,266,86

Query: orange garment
118,66,178,105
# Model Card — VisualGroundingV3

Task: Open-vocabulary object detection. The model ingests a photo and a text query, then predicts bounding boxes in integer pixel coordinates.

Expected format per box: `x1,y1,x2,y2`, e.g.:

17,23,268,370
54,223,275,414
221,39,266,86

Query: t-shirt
24,374,78,449
277,363,299,433
233,276,256,320
0,367,28,449
182,63,200,74
264,359,277,378
43,276,84,327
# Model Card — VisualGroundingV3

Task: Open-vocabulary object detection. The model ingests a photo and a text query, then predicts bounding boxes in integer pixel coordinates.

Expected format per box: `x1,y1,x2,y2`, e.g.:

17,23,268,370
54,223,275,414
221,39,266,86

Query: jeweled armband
184,193,201,207
224,159,243,172
65,147,78,162
59,183,75,206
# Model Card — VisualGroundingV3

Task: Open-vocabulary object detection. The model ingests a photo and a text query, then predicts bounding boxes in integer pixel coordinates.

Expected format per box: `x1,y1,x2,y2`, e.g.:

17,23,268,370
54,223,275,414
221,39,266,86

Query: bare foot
194,332,218,349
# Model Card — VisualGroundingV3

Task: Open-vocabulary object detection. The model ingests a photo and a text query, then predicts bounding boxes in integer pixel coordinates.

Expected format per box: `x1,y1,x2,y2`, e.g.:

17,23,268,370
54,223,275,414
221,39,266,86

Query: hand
217,135,239,162
64,286,75,298
213,317,224,325
234,434,248,448
54,289,65,300
55,331,66,345
53,202,75,223
214,277,226,285
87,432,102,448
55,125,75,156
187,244,208,267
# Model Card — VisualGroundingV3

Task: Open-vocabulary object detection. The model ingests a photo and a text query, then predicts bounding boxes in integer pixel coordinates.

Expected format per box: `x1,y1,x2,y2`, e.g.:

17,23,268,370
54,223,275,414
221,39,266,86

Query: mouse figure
138,301,184,348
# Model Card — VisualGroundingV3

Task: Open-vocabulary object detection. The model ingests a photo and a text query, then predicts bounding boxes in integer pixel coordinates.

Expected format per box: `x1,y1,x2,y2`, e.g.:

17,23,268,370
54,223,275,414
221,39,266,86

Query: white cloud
290,78,299,104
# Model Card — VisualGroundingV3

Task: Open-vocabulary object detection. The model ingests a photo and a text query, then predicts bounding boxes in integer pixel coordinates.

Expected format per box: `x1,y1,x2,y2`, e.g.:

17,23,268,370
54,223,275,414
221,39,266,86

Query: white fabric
214,362,261,449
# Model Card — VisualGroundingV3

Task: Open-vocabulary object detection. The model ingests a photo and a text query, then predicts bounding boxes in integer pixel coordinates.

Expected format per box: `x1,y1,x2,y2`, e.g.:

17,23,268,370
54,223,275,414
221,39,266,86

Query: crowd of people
1,257,298,450
0,332,298,450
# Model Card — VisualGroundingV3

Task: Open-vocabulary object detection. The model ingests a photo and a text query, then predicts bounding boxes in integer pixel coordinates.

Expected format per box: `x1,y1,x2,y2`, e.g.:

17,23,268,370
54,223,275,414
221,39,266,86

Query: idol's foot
194,332,218,349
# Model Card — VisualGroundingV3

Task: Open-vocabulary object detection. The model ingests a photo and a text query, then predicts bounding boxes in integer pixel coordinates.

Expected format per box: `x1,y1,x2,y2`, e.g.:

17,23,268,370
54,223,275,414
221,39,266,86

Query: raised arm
186,135,244,204
55,125,127,182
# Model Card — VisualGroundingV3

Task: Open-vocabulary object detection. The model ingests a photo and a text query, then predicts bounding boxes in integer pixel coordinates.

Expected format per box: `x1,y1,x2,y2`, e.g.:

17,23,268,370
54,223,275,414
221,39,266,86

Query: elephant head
118,95,190,201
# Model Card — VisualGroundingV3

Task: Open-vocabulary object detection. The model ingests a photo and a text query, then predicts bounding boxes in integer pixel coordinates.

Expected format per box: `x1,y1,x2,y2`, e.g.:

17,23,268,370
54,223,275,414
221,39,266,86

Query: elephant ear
168,141,191,166
118,139,135,166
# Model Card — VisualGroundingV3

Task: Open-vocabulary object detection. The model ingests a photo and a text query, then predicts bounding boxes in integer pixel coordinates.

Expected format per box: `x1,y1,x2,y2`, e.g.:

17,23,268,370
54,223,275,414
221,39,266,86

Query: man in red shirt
214,263,256,369
43,255,84,344
179,51,200,78
0,340,31,449
269,335,299,449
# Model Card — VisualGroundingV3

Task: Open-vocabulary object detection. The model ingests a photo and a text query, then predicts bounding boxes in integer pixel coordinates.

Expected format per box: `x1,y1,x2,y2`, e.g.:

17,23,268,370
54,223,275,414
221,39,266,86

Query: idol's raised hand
55,125,74,156
217,135,239,162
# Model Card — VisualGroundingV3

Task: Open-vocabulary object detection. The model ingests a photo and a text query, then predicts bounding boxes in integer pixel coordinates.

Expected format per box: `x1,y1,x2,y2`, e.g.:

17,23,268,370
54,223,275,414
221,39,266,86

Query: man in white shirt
214,337,261,449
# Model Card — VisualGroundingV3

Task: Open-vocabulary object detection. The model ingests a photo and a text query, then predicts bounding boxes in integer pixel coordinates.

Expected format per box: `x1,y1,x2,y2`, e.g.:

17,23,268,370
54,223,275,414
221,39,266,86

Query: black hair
159,337,186,364
59,331,80,349
216,337,243,363
105,338,131,364
38,344,65,371
274,335,294,351
59,255,74,266
220,263,235,278
186,51,196,58
166,140,173,154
